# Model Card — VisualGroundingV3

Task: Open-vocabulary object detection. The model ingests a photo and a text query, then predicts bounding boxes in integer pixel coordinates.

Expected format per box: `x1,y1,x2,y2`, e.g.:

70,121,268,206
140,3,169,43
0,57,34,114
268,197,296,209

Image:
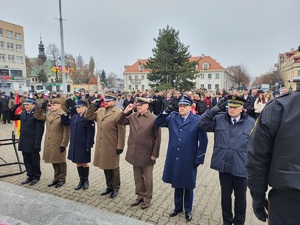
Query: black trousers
22,152,41,180
2,109,10,123
269,189,300,225
219,172,247,225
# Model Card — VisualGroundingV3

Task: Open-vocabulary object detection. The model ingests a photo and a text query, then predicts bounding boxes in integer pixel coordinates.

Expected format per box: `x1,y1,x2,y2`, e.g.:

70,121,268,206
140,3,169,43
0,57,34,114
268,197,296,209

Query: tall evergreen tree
100,70,107,86
146,25,198,91
89,56,95,77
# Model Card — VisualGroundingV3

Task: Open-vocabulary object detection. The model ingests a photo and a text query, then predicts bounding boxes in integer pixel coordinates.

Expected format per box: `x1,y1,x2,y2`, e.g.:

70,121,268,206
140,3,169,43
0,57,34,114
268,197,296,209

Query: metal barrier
0,131,26,178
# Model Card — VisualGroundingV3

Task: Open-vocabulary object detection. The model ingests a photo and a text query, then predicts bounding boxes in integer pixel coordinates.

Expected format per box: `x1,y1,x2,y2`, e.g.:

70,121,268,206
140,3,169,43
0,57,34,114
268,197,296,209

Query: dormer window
202,62,210,70
139,64,145,71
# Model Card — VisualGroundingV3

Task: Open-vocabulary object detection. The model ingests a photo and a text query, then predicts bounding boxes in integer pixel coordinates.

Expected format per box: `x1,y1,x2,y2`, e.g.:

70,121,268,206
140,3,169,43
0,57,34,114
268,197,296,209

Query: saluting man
10,99,45,185
34,98,70,188
85,95,126,198
154,95,208,222
117,97,161,210
198,95,255,225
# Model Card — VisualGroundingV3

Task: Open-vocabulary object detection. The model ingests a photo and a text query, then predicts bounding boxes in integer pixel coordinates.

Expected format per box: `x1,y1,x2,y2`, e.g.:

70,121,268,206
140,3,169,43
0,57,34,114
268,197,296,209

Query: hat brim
228,103,243,107
75,104,86,107
178,102,191,106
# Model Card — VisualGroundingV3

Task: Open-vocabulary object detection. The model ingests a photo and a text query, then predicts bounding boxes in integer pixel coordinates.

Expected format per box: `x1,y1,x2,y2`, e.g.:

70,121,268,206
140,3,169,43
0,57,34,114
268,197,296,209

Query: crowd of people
0,85,297,224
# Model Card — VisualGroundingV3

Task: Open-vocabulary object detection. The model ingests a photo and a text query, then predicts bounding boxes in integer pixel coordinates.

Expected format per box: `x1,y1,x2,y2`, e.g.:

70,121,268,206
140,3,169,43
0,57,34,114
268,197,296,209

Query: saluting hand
124,103,135,114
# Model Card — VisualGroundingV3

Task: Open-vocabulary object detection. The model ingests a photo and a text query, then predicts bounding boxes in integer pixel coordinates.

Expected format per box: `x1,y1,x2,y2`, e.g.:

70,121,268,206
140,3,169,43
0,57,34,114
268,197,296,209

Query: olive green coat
34,108,70,163
85,106,126,170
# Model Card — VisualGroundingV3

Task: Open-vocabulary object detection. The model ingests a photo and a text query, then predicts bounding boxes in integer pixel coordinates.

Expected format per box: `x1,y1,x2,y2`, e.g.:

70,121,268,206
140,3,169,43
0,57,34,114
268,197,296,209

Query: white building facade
123,55,234,92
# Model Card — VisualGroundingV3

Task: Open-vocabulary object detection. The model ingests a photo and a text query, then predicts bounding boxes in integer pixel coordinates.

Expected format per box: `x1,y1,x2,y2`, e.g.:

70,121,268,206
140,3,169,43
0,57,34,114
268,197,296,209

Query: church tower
38,35,47,64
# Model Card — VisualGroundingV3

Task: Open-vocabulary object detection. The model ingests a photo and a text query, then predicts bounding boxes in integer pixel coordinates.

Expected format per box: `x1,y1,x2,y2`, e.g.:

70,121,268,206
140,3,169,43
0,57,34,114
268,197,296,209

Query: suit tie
233,119,237,125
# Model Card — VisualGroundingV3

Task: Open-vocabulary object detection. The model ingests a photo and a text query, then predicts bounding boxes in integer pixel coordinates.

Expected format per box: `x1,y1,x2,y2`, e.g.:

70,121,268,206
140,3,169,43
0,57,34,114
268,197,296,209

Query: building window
7,30,13,39
208,74,212,79
208,84,211,90
215,84,219,90
141,75,145,80
139,64,144,71
16,56,23,63
200,84,204,89
141,85,145,90
128,75,132,80
135,75,138,80
0,54,6,61
11,70,22,77
0,69,9,76
0,41,4,49
215,73,220,79
16,44,22,52
128,85,131,90
15,32,22,40
0,28,3,36
199,73,204,79
32,78,35,82
202,62,210,70
7,42,14,51
8,55,15,62
135,85,138,90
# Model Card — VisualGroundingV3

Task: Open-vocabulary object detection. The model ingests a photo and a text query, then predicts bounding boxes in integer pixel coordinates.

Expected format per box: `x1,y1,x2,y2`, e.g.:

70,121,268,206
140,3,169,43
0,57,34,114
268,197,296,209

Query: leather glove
93,100,101,109
164,105,175,115
41,99,49,109
66,107,73,115
61,114,70,126
12,103,22,111
217,98,227,112
251,192,268,222
59,146,66,153
116,149,123,155
85,147,91,154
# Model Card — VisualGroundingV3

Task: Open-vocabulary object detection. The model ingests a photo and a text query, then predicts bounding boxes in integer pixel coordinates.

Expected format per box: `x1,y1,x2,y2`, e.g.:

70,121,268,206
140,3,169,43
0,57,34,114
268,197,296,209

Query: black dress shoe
55,181,65,188
110,189,118,198
48,181,59,187
101,188,113,196
185,212,192,221
29,180,39,186
21,178,32,185
169,209,183,217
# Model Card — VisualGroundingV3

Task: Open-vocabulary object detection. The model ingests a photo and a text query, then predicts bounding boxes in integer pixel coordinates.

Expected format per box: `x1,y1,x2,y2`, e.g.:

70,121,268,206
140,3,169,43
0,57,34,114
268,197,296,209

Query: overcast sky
1,0,299,79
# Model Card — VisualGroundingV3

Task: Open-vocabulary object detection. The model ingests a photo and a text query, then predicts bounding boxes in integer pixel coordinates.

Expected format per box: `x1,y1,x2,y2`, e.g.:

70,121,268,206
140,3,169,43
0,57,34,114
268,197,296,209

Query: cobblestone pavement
0,122,264,225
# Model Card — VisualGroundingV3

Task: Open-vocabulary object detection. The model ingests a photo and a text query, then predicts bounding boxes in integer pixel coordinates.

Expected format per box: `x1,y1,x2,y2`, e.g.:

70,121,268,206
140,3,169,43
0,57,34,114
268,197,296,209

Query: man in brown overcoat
34,98,70,188
117,97,161,209
85,95,126,198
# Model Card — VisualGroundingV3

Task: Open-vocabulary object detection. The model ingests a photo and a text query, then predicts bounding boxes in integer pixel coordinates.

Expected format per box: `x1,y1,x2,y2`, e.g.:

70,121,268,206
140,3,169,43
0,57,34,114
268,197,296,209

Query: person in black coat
247,86,300,224
0,94,11,124
61,100,95,190
10,99,45,185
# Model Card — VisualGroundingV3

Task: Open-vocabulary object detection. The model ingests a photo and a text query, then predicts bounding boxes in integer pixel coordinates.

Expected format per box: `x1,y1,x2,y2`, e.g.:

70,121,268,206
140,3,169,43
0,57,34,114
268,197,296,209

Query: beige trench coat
85,106,126,170
34,108,70,163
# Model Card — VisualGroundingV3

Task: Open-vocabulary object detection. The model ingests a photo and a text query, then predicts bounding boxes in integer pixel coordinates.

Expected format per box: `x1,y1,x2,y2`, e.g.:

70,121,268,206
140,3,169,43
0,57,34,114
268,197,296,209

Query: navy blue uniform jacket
67,113,95,163
11,108,45,152
154,111,208,189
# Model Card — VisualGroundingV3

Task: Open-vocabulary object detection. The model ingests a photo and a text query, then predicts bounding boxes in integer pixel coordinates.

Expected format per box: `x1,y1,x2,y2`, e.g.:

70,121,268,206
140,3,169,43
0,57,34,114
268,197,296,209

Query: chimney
201,54,205,57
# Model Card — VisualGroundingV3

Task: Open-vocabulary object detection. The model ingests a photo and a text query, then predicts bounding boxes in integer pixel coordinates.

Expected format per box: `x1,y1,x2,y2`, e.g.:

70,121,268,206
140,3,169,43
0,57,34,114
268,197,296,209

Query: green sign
49,83,62,87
